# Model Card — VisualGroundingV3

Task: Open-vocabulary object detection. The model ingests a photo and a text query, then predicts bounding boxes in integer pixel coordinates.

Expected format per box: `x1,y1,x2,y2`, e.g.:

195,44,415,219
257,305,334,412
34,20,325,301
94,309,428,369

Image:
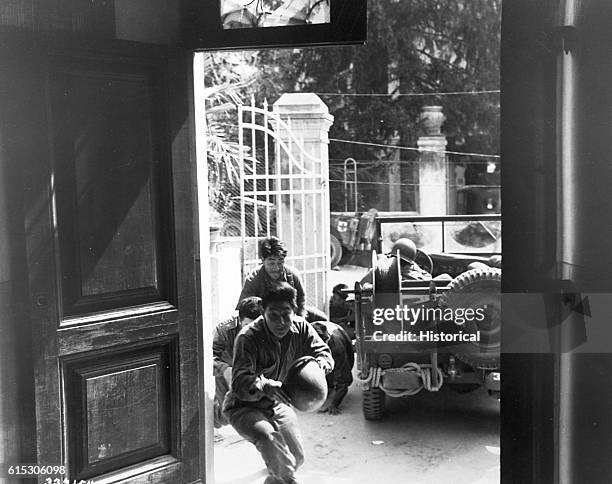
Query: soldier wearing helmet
390,238,433,281
391,237,418,261
358,237,438,287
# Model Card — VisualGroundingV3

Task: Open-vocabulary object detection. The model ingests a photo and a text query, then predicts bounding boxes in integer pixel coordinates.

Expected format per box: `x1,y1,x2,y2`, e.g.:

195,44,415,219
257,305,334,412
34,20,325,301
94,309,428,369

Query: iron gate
238,97,330,311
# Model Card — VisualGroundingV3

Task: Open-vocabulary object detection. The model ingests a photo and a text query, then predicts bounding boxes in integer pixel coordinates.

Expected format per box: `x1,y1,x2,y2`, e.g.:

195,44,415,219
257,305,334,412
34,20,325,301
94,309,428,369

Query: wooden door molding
47,55,177,319
24,42,202,483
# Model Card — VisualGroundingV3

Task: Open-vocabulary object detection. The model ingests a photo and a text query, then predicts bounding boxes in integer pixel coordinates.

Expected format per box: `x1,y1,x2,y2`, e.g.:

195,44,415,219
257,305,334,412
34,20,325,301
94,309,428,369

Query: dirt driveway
215,366,499,484
214,264,500,484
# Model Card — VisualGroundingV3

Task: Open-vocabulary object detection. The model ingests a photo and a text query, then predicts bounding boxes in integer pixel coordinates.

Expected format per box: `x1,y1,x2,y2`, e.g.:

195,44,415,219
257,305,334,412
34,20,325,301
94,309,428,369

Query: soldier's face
263,300,294,339
263,255,285,280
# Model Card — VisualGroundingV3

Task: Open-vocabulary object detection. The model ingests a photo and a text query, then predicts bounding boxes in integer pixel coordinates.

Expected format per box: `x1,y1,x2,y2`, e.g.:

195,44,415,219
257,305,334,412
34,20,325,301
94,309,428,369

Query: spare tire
373,254,401,310
439,268,501,370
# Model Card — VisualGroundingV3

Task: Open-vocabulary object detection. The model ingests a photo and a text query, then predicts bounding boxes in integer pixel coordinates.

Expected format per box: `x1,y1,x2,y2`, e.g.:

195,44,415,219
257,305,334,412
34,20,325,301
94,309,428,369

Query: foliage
203,53,257,222
250,0,500,151
203,53,253,186
208,0,501,211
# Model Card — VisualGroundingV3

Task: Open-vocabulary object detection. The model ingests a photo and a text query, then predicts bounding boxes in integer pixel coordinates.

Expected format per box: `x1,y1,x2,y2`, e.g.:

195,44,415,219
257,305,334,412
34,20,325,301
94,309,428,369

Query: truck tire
373,254,401,310
363,387,386,420
330,234,343,268
439,267,501,370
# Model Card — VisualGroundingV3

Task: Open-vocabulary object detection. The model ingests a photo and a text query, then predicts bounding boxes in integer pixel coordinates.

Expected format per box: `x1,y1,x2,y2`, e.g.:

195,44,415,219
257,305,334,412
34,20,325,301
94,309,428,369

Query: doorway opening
199,2,501,482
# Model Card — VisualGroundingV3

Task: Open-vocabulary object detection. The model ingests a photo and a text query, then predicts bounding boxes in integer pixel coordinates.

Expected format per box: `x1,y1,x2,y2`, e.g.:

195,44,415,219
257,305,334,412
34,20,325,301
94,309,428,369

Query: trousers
227,402,304,484
214,374,230,428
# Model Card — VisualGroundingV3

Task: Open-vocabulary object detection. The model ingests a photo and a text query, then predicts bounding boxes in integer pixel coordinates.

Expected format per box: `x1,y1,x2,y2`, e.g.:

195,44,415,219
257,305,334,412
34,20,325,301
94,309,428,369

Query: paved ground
215,372,500,484
214,265,500,484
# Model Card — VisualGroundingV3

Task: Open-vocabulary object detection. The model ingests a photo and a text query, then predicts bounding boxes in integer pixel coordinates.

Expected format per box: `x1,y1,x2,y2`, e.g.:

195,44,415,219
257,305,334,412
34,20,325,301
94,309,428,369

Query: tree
210,0,501,211
250,0,500,151
203,52,257,225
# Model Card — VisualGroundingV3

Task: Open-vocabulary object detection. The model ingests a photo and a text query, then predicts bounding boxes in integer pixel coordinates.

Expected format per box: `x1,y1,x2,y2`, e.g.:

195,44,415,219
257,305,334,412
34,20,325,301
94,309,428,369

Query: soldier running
224,282,333,484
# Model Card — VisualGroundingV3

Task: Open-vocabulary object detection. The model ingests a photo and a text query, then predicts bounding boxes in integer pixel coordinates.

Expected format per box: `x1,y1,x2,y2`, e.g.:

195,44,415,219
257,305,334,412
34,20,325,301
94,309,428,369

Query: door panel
25,44,201,484
51,58,175,318
64,337,178,480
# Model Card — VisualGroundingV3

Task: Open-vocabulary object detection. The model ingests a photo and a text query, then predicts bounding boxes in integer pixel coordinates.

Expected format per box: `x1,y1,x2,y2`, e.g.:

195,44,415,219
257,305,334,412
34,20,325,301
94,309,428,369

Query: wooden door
23,42,202,483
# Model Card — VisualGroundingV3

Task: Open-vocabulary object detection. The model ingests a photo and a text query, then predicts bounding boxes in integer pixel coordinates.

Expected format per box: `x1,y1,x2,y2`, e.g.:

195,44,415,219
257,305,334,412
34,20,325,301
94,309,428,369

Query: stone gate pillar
273,93,333,311
417,106,448,215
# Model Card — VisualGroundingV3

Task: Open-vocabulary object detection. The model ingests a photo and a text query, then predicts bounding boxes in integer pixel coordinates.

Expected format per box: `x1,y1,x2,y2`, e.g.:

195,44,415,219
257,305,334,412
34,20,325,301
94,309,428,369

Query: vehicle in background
329,209,376,267
330,209,423,268
352,214,501,420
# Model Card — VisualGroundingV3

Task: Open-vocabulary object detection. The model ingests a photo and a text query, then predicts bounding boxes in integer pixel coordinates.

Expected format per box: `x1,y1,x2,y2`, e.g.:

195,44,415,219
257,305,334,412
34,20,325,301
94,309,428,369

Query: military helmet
391,238,418,262
283,356,328,412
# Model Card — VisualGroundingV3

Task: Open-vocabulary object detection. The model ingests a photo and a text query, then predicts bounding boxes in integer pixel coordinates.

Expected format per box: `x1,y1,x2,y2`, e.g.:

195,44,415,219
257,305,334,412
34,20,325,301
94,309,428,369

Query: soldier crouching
312,320,354,415
223,282,334,484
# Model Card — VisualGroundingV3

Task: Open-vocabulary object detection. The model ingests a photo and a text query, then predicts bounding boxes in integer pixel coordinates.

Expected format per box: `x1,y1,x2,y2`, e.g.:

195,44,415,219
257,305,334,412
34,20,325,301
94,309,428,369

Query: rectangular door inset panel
64,339,178,480
74,89,158,298
51,60,175,317
86,364,159,462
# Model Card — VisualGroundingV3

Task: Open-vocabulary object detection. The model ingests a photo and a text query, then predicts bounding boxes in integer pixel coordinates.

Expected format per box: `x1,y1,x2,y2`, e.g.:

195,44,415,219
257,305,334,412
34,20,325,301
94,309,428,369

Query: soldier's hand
223,366,232,386
262,379,292,406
